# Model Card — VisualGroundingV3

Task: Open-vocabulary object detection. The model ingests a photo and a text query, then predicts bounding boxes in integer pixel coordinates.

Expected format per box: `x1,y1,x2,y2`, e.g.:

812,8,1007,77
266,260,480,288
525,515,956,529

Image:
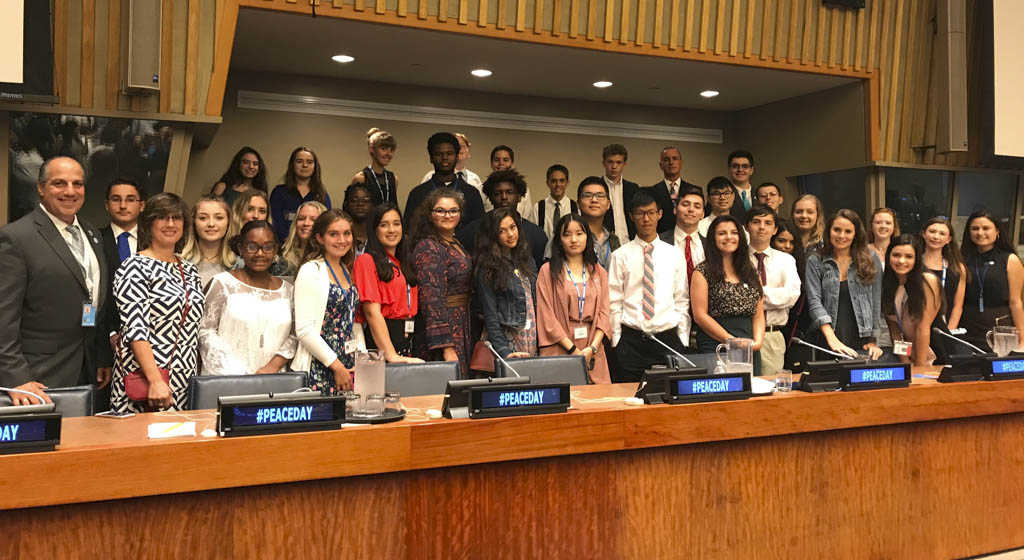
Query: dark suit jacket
404,176,486,228
603,179,639,241
456,212,549,272
99,224,129,338
650,179,702,234
0,207,113,389
704,184,750,221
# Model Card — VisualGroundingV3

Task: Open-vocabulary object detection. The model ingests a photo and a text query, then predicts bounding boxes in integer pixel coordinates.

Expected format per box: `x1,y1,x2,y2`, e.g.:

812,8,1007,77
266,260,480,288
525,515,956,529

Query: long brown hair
301,208,355,269
792,194,825,248
823,208,876,284
284,146,328,203
920,216,969,283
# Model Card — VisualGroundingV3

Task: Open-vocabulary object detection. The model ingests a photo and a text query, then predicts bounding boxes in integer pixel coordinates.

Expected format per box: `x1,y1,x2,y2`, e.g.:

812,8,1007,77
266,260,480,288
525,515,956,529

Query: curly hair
473,207,535,289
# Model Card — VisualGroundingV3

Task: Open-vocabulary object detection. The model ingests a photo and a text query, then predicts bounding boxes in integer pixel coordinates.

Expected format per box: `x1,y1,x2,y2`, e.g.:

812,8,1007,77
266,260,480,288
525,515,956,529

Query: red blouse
353,252,418,322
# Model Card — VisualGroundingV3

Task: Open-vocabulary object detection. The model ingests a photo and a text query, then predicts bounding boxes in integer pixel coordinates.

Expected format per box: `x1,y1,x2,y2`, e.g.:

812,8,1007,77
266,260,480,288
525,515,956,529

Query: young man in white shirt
755,181,784,214
728,150,756,213
609,190,690,382
745,204,801,376
529,164,578,237
601,143,639,246
659,186,706,283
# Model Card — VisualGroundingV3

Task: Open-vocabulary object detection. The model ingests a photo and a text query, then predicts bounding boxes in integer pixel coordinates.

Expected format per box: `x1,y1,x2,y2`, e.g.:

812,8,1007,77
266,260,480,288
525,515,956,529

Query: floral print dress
307,282,360,395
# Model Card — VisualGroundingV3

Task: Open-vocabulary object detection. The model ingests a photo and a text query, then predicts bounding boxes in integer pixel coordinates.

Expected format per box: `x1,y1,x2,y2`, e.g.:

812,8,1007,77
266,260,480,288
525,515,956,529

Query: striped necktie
642,244,655,321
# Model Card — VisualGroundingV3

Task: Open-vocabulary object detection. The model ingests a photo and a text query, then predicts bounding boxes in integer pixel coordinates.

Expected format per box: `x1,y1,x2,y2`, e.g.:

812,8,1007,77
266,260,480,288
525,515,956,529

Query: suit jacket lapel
82,221,107,308
33,207,89,296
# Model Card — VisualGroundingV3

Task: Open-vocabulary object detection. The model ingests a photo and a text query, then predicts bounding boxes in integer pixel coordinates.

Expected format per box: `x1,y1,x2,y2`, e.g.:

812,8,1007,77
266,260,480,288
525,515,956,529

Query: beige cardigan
291,258,365,372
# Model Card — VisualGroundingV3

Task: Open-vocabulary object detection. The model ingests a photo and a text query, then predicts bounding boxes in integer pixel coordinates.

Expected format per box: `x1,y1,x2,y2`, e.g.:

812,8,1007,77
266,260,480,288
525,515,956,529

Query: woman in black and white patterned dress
111,193,205,412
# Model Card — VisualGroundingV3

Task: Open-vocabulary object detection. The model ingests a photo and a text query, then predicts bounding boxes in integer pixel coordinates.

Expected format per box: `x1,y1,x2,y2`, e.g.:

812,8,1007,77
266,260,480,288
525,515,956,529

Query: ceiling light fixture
332,54,355,63
471,69,493,78
700,90,720,98
593,80,613,88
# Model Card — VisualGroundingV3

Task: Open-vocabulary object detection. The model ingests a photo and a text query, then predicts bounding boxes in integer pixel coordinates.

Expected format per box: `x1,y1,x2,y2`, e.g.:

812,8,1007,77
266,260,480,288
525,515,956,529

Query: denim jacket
475,262,537,359
804,252,882,342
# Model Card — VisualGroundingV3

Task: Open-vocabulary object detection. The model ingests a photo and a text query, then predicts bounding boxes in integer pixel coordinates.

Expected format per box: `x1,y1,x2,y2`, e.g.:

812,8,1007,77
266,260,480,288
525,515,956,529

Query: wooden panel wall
46,0,993,168
50,0,219,118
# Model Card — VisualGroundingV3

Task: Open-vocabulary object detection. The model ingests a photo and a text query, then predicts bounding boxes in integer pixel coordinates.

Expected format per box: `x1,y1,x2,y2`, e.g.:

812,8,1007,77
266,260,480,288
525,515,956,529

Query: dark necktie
755,252,767,286
117,231,132,263
685,235,695,282
552,201,561,232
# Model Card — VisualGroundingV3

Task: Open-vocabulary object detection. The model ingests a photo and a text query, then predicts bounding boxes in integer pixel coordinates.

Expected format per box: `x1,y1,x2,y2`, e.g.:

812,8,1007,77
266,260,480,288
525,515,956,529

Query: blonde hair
227,189,272,242
367,127,396,150
180,195,235,267
281,200,328,274
792,194,825,249
454,132,470,147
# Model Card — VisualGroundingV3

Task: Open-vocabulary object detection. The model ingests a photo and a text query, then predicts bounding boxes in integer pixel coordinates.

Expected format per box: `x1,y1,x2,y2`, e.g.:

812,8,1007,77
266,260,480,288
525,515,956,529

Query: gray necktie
66,224,93,292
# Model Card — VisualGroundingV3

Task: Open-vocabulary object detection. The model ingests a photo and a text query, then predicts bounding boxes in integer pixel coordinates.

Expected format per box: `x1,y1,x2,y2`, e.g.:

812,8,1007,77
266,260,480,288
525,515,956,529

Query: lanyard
564,264,587,321
975,257,993,313
325,260,354,325
895,290,908,341
366,167,390,202
940,259,947,288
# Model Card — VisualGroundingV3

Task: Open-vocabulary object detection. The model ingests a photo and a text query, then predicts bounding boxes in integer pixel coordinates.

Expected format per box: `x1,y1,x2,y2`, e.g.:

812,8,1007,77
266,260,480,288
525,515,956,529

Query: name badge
573,326,588,340
81,301,96,327
524,319,532,330
344,340,359,354
404,320,415,334
893,340,912,357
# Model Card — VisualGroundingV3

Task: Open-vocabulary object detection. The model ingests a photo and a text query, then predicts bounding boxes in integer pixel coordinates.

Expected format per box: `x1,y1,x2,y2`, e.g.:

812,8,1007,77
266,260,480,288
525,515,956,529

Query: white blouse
199,272,298,375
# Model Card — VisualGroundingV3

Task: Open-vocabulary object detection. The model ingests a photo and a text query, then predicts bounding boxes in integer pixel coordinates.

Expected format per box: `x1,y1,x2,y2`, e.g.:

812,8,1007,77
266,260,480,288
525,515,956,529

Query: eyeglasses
631,210,660,220
109,196,141,204
243,242,277,254
710,191,734,198
579,192,609,201
432,208,461,217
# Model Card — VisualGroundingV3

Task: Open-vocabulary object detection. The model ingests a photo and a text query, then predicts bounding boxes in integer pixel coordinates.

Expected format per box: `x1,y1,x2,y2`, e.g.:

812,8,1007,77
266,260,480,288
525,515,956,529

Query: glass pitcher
715,338,754,375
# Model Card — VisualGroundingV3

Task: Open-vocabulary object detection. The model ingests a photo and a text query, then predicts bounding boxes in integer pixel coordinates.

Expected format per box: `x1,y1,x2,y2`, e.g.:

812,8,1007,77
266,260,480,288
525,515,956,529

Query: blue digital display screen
231,403,337,426
990,359,1024,375
675,376,746,395
0,420,48,443
479,387,565,409
849,366,908,384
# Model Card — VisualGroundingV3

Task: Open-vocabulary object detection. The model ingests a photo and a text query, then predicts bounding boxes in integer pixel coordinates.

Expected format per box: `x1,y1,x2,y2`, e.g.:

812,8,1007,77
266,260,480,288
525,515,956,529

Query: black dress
363,167,397,206
962,249,1012,350
925,262,961,321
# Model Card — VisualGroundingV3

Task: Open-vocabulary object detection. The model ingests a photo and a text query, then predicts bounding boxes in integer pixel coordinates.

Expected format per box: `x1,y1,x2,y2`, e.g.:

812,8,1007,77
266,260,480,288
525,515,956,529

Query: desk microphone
931,327,988,355
641,331,697,368
485,341,523,378
790,337,858,361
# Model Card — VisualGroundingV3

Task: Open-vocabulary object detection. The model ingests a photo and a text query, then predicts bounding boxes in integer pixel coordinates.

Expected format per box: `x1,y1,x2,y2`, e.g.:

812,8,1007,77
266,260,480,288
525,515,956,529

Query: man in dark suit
405,132,486,227
650,146,702,234
600,143,639,245
727,150,756,217
0,157,113,405
456,169,548,271
99,178,144,291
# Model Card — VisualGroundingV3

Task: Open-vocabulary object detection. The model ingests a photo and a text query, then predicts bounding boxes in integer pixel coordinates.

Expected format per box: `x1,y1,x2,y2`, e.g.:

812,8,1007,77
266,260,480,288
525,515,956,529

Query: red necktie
755,252,767,286
684,236,695,282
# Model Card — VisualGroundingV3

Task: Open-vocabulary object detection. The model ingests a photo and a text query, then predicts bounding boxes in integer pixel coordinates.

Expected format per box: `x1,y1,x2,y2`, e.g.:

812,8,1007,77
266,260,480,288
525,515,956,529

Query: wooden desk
2,376,1023,559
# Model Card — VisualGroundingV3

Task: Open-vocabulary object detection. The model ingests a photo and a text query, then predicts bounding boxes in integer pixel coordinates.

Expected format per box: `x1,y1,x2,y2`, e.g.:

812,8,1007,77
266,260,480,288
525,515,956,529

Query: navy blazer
650,179,702,234
603,179,640,241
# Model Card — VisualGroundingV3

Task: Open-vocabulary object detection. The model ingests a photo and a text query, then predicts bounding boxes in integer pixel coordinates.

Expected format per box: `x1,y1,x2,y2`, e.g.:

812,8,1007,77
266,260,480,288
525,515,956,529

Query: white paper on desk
147,422,197,439
751,377,776,395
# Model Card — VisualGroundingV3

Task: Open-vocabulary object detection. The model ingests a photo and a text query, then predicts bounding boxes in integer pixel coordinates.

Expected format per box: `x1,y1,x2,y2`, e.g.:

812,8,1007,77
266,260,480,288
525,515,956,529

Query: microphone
640,331,697,368
0,386,57,414
931,327,988,354
485,341,523,378
790,337,858,361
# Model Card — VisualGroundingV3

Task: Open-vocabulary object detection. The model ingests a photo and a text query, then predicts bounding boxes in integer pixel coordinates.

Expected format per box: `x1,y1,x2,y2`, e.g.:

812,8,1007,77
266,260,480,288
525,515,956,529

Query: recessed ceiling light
593,80,613,88
700,90,720,98
332,54,355,63
471,69,493,78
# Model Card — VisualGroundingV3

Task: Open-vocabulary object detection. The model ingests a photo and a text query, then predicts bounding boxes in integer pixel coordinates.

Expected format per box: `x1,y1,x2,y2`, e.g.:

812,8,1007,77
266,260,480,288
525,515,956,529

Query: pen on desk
161,422,184,434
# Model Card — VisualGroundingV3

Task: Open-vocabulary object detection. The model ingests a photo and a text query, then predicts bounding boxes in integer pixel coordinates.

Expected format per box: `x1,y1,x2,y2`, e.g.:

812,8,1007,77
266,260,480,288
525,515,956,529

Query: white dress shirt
673,227,706,267
608,236,691,347
41,204,101,304
110,223,139,256
749,246,801,326
604,175,630,247
530,194,575,239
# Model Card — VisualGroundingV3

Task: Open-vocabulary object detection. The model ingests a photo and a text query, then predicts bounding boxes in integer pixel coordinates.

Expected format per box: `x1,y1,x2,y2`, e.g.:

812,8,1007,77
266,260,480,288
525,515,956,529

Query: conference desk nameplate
468,383,570,419
664,372,752,404
0,412,61,455
217,395,346,437
842,363,911,391
988,356,1024,380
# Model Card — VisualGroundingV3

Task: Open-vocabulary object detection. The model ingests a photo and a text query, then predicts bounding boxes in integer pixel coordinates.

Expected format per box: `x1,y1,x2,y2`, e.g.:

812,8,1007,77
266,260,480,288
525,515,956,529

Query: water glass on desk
775,369,793,393
364,394,385,418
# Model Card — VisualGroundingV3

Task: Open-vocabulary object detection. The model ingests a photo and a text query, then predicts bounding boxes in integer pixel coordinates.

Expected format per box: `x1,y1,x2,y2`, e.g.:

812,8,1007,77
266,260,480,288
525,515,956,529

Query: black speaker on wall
823,0,865,8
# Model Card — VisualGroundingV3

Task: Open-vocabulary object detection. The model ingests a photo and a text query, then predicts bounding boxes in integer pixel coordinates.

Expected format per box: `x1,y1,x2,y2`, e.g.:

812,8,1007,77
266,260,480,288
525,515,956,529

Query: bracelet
589,345,598,354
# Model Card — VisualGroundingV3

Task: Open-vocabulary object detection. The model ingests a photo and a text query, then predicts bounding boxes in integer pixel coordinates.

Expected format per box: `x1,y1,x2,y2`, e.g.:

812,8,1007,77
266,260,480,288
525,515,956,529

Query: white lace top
199,272,298,375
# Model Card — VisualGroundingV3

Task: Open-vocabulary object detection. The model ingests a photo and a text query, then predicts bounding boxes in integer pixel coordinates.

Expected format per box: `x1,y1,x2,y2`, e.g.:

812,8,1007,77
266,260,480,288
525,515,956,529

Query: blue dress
307,282,360,395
